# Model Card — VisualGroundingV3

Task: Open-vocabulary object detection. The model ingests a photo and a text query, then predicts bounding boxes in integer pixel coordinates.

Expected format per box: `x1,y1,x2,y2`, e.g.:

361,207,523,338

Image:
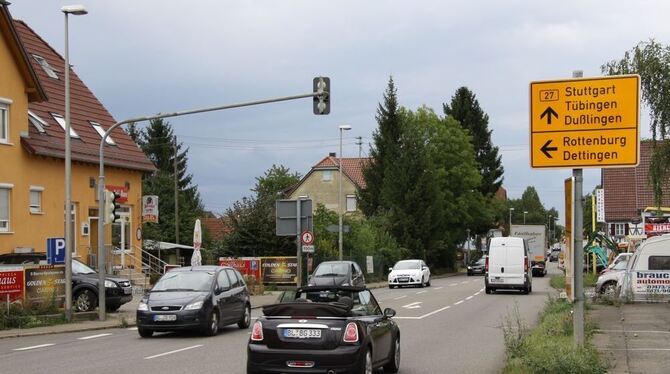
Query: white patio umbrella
190,219,202,266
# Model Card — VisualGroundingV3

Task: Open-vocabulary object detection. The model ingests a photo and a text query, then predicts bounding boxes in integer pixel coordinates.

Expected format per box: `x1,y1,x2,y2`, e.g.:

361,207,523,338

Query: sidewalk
591,303,670,374
0,272,458,339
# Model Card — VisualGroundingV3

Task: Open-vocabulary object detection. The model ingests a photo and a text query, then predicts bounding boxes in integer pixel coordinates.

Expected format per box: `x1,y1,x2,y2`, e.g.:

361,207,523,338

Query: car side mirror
388,267,393,272
383,308,396,318
422,266,427,270
215,285,229,295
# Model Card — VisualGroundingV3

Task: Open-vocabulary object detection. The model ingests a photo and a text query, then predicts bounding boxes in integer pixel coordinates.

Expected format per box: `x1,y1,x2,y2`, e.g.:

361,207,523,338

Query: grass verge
503,298,606,374
550,272,599,290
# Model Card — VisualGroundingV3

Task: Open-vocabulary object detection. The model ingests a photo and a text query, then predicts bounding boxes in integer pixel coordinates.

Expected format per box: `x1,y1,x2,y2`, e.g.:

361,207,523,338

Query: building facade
0,6,154,269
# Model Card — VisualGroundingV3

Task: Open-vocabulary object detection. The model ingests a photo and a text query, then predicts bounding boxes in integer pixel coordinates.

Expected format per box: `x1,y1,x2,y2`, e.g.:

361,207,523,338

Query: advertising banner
261,257,298,284
0,267,24,303
24,266,66,308
218,257,262,282
633,271,670,295
142,195,159,223
644,223,670,237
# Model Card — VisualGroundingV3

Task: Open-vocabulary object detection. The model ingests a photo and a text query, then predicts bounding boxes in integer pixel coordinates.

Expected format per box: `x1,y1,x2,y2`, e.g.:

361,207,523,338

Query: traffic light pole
97,87,327,321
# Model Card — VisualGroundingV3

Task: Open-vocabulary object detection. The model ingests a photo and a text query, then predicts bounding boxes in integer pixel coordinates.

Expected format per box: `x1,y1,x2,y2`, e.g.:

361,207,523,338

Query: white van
619,234,670,302
485,237,532,294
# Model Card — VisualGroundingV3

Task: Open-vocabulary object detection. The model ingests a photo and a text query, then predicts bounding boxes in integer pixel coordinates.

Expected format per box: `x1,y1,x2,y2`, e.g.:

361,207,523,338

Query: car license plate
490,277,503,283
153,314,177,322
123,287,132,295
398,277,409,282
284,328,321,339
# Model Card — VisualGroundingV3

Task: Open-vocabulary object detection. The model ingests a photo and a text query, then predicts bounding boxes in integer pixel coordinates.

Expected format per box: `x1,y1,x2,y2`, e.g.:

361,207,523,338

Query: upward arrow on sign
540,106,559,125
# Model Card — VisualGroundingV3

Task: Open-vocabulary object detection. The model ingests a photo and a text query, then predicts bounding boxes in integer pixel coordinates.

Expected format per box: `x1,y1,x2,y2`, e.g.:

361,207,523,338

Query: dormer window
51,113,79,138
28,111,47,134
90,121,116,145
32,54,59,79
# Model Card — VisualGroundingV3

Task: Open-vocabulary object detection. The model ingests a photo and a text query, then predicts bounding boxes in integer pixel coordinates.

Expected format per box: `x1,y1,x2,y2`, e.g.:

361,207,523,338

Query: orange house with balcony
0,5,154,273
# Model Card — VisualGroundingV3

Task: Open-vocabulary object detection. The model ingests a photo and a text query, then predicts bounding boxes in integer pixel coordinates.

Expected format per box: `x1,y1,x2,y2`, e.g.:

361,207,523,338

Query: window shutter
610,224,615,236
624,224,630,236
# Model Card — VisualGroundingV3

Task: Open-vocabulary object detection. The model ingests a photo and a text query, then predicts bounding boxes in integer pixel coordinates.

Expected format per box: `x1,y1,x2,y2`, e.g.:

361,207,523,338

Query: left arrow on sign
541,140,558,158
540,106,559,125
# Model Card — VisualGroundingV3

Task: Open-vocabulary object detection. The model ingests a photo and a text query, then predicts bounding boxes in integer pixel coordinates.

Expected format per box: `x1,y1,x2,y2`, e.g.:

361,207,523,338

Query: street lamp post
523,211,528,224
338,125,351,261
509,208,515,234
62,4,87,322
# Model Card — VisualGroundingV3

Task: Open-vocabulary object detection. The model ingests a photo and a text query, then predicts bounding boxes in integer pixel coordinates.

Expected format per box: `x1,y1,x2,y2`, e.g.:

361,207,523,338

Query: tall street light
62,4,87,322
338,124,351,260
509,207,514,235
523,210,528,224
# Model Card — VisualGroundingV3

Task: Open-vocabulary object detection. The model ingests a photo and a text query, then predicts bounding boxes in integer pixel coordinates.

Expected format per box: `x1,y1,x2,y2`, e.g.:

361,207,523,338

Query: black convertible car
247,285,400,374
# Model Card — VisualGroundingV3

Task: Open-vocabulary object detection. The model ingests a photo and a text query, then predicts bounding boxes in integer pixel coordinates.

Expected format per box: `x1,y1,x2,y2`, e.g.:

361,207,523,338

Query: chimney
329,152,336,157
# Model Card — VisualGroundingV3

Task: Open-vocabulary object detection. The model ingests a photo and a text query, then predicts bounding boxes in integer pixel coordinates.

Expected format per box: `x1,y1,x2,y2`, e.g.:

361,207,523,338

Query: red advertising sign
218,257,261,282
0,268,24,303
105,184,129,203
645,223,670,237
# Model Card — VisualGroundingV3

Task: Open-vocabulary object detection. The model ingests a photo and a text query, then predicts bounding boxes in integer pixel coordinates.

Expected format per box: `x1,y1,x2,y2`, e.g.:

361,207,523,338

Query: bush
504,297,606,374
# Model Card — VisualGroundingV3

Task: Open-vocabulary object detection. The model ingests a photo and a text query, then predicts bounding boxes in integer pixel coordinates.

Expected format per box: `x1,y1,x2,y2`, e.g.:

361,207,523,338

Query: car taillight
485,256,489,272
343,322,359,343
524,256,528,272
251,321,263,341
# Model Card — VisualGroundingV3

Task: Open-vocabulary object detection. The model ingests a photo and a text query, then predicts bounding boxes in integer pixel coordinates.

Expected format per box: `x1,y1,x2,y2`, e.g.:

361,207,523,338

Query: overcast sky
9,1,670,224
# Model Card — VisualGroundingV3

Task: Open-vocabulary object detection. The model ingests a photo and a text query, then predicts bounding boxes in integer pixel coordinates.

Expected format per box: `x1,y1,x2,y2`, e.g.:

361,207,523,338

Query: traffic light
104,190,121,225
313,76,330,115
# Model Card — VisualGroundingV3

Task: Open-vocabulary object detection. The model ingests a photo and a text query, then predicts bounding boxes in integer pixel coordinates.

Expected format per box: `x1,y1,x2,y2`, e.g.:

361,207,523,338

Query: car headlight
104,280,118,288
342,283,350,286
137,302,149,311
468,266,472,269
184,301,204,310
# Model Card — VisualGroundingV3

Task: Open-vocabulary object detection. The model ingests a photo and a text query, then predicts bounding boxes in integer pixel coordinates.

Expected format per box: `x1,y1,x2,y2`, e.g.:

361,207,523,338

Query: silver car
595,258,629,295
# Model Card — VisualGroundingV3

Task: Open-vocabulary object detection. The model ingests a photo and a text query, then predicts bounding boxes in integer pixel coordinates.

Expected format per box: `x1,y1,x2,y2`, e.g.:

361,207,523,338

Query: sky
8,0,670,224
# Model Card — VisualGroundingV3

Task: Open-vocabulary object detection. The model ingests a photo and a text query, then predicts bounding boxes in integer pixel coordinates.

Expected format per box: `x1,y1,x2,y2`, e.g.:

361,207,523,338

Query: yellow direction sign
529,75,640,168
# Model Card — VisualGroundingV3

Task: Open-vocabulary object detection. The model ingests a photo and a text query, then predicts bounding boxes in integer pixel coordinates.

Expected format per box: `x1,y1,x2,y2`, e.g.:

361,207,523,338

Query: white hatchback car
388,259,431,288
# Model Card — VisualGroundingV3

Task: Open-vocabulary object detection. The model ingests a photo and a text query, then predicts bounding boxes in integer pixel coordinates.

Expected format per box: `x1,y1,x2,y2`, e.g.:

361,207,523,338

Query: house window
32,54,59,79
90,121,116,145
614,223,627,236
322,170,333,181
51,113,79,138
29,186,44,213
28,111,47,133
0,185,12,232
0,103,8,143
346,195,357,212
649,256,670,271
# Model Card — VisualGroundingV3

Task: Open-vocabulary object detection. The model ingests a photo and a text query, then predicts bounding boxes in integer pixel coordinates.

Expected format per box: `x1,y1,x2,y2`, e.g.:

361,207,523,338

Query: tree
506,186,560,242
220,165,301,257
444,87,504,197
359,77,403,217
602,40,670,205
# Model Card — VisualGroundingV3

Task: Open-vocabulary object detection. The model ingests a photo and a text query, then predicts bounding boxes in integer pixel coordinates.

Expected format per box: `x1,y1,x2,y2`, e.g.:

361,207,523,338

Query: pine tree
359,77,402,217
444,87,504,197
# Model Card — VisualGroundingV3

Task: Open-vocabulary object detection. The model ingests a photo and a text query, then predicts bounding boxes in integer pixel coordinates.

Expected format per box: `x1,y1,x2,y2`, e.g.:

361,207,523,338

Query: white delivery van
485,237,532,294
619,234,670,302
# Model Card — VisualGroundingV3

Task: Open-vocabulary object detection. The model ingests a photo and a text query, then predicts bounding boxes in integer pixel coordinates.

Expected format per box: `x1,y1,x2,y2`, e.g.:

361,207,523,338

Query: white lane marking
127,327,138,331
480,288,485,292
461,281,469,284
416,290,427,294
13,344,55,351
474,292,481,296
466,296,474,300
605,348,670,351
145,345,203,360
78,333,112,340
435,287,443,290
394,316,422,320
402,301,422,309
454,300,464,305
597,330,670,334
393,295,407,300
418,305,451,319
449,283,458,287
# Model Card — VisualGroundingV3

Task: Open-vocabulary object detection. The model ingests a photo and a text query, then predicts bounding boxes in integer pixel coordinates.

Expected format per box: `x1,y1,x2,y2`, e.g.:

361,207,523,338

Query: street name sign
530,75,640,168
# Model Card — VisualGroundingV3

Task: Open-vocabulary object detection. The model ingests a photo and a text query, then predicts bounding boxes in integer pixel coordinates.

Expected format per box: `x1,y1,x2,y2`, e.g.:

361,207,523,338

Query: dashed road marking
465,296,473,300
127,327,138,331
449,283,458,287
13,344,54,351
393,295,407,300
416,291,427,294
461,281,469,284
454,300,464,305
402,302,422,309
78,333,112,340
435,287,443,290
144,345,203,360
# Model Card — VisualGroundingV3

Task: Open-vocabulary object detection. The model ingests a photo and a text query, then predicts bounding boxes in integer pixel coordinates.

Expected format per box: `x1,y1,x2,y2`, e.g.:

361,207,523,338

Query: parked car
0,253,132,312
308,261,366,287
388,259,431,287
600,253,633,275
549,248,561,262
467,257,486,276
595,256,629,295
136,265,251,337
485,237,532,294
618,234,670,302
247,285,400,374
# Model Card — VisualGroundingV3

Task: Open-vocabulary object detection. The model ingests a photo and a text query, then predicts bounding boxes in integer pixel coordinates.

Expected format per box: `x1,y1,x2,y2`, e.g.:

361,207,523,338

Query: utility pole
173,136,180,264
572,70,585,347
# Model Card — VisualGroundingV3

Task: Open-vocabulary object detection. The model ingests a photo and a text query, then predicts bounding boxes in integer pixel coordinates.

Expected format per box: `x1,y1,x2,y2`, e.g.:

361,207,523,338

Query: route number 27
539,89,559,102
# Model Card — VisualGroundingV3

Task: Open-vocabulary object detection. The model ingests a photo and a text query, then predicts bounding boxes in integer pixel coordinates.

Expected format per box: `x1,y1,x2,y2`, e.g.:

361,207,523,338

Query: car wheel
467,272,472,276
358,346,373,374
419,277,425,288
426,278,431,287
601,281,617,295
74,289,97,312
388,284,394,289
137,327,153,338
529,283,532,293
238,304,251,329
485,287,491,294
203,309,219,336
383,336,400,373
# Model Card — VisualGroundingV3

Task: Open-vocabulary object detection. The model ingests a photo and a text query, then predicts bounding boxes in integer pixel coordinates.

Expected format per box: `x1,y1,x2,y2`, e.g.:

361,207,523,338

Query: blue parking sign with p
47,237,66,265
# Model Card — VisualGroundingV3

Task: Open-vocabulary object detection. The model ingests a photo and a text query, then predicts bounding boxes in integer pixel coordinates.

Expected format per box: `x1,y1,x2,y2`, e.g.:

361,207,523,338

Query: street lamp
523,211,528,224
338,124,351,261
62,4,87,322
509,208,514,234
